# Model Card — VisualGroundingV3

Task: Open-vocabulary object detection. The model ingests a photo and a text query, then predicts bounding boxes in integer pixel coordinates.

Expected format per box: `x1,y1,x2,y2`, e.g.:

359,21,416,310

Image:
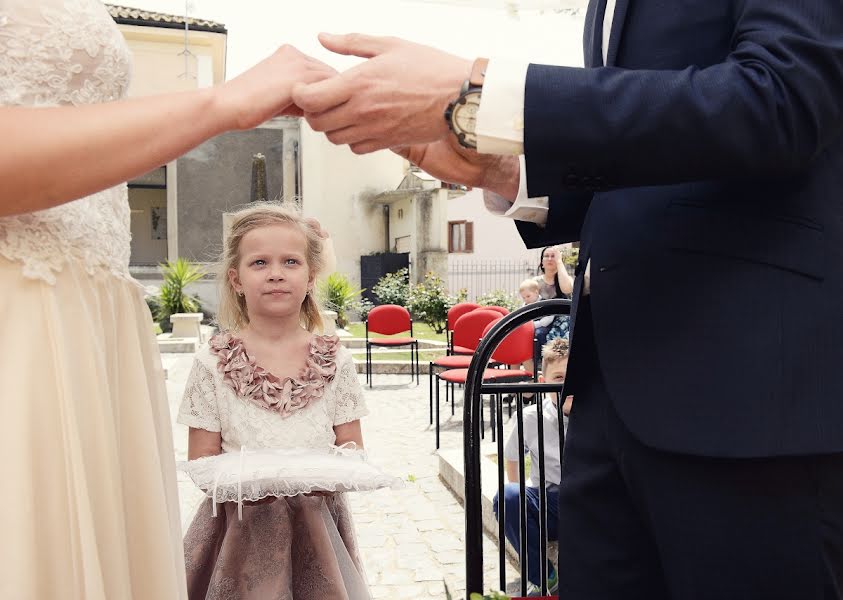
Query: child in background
493,338,573,597
519,278,541,306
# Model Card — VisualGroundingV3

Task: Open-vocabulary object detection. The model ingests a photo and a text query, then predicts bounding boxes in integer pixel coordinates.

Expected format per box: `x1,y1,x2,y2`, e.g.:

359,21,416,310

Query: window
448,220,474,253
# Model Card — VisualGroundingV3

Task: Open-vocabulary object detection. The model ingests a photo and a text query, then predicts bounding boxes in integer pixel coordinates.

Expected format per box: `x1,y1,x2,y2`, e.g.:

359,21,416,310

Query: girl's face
542,248,559,271
228,223,313,322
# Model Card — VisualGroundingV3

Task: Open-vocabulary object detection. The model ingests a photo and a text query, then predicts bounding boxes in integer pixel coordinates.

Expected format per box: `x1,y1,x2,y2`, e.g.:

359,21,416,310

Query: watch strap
468,57,489,88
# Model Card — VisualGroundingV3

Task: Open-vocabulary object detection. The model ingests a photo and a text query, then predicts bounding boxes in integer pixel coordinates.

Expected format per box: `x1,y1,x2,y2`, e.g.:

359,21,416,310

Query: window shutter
465,221,474,253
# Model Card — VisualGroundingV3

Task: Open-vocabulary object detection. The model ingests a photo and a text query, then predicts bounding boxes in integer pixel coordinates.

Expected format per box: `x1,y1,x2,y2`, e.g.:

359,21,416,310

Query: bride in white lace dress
0,2,335,597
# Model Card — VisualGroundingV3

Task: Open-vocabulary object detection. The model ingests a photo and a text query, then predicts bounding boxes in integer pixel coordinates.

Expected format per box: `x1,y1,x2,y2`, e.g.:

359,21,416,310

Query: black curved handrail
463,298,572,597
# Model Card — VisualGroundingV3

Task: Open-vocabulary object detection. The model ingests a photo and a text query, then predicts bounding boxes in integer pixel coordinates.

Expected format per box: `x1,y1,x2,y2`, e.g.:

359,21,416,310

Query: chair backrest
447,302,482,331
367,304,412,336
452,309,502,352
482,318,535,366
483,305,510,316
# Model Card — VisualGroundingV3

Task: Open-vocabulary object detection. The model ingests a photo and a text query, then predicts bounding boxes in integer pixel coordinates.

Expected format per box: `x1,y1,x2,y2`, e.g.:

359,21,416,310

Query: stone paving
164,354,519,600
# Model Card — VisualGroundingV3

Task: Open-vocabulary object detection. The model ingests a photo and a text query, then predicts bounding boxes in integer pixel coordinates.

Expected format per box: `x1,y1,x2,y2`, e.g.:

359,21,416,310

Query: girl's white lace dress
0,1,187,598
178,333,372,600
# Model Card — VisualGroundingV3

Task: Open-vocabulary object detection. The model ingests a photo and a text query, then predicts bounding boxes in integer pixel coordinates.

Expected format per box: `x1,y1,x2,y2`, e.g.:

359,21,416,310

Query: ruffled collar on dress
208,332,340,418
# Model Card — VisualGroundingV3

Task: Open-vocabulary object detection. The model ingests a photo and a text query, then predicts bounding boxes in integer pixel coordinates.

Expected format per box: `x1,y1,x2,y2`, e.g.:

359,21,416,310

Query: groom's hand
216,45,337,131
392,136,520,201
293,33,472,154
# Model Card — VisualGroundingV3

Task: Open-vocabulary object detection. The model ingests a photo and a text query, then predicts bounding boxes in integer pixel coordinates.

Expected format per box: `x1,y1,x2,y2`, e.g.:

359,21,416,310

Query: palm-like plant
155,258,204,329
317,272,364,329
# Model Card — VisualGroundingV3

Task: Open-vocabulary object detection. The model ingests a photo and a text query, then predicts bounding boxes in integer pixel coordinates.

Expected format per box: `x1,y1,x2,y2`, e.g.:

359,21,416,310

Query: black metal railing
463,298,572,598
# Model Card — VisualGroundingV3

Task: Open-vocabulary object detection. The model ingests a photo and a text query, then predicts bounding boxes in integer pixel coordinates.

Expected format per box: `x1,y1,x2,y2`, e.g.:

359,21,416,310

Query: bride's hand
215,45,337,131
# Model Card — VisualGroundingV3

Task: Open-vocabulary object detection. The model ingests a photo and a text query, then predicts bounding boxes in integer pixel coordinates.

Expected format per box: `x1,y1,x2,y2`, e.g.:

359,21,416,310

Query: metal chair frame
463,298,572,599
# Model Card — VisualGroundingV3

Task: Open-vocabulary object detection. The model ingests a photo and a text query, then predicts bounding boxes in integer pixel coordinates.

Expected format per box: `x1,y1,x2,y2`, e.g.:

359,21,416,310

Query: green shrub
407,272,459,334
476,289,520,313
317,272,363,329
372,267,411,307
349,297,375,321
560,245,579,270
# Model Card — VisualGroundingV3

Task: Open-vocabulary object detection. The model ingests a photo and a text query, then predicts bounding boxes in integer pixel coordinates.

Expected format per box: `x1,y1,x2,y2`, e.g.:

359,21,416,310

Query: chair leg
480,395,484,440
435,374,441,450
451,382,455,416
490,395,496,442
368,343,373,388
416,342,420,385
412,342,417,386
428,362,434,425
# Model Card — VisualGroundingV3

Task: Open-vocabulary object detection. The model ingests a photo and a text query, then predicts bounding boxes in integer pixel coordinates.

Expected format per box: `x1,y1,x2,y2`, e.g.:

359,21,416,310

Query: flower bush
372,267,411,307
476,289,520,312
407,272,454,334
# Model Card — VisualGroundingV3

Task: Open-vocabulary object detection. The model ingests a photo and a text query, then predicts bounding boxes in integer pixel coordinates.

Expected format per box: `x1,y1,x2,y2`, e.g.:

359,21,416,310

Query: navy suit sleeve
524,0,843,196
515,190,592,248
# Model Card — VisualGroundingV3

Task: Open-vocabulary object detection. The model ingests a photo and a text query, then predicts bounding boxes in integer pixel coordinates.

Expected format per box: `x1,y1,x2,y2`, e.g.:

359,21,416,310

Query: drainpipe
383,204,390,252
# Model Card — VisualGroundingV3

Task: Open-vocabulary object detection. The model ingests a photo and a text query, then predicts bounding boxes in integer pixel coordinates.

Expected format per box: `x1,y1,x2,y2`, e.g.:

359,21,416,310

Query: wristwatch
445,57,489,149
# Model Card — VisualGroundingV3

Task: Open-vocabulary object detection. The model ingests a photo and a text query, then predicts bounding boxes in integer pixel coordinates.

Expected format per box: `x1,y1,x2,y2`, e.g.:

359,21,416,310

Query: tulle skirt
184,493,370,600
0,257,187,599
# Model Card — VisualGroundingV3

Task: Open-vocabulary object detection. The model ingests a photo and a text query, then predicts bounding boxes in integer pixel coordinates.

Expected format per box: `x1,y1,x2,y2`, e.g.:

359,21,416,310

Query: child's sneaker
526,565,558,596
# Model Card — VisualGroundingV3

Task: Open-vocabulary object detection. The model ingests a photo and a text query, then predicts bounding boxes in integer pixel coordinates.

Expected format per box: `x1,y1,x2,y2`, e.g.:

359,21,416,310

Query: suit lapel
605,0,630,66
584,0,607,67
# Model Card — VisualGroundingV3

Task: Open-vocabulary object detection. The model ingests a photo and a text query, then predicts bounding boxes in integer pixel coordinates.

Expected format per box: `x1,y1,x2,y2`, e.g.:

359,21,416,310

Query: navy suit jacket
516,0,843,457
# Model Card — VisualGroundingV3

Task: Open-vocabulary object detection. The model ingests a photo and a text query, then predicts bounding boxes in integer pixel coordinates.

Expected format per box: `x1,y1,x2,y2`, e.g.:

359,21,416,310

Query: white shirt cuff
475,58,528,156
483,156,549,224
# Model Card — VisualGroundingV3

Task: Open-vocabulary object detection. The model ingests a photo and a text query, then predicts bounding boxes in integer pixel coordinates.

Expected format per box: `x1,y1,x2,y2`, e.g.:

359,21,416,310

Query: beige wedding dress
0,1,187,597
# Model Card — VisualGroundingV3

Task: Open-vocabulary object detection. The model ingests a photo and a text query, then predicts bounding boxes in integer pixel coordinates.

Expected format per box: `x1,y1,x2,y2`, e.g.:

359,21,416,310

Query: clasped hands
223,33,518,198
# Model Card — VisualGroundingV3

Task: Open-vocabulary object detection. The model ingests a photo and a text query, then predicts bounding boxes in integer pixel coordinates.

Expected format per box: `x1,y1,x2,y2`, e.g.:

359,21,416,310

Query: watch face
451,91,481,148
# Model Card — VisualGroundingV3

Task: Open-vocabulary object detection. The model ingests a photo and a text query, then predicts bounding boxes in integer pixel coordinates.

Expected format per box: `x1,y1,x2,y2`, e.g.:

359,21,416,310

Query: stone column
414,188,449,281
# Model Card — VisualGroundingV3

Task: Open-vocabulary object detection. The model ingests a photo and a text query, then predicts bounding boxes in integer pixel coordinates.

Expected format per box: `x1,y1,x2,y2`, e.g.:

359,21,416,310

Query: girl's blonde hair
217,202,325,333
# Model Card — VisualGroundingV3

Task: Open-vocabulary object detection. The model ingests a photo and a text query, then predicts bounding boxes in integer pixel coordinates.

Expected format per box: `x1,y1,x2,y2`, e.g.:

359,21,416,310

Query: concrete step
339,337,446,350
352,359,424,375
438,446,558,573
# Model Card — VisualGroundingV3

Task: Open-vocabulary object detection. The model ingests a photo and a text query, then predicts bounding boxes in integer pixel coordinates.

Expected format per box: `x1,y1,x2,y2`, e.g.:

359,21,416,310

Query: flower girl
177,203,370,599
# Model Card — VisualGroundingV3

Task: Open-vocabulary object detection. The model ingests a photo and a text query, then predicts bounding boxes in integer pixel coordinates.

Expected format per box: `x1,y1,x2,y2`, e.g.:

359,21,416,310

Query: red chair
446,302,481,354
365,304,419,388
433,318,535,448
483,305,511,316
428,309,501,425
453,307,504,355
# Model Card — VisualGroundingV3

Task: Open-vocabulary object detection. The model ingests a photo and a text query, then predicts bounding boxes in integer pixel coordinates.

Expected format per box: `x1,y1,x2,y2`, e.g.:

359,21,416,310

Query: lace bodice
178,341,369,454
0,0,133,283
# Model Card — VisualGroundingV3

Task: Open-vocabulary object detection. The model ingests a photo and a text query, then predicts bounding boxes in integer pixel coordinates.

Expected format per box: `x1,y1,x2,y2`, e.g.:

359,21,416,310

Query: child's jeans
493,483,560,586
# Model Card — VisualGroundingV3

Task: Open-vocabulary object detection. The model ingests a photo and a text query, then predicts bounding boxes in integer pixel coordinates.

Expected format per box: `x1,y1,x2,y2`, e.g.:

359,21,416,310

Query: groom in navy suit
294,1,843,597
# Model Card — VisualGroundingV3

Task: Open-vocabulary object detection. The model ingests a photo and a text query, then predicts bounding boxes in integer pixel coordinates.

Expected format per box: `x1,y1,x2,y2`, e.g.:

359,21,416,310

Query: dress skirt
0,257,187,599
184,493,370,600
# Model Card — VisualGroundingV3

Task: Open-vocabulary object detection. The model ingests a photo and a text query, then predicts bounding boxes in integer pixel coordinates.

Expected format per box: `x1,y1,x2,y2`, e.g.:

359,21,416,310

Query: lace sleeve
332,351,369,426
177,359,222,432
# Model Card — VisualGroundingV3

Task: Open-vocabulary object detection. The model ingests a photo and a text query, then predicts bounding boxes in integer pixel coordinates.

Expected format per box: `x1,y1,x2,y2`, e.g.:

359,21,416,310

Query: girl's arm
187,427,222,460
555,253,574,295
0,45,335,217
334,420,364,449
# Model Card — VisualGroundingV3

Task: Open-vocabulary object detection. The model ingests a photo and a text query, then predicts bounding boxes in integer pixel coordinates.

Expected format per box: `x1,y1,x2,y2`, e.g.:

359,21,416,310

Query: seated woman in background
534,246,573,350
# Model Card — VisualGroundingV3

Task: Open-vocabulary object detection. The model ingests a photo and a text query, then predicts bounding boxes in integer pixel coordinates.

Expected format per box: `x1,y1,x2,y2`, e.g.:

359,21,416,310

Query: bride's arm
0,45,335,218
